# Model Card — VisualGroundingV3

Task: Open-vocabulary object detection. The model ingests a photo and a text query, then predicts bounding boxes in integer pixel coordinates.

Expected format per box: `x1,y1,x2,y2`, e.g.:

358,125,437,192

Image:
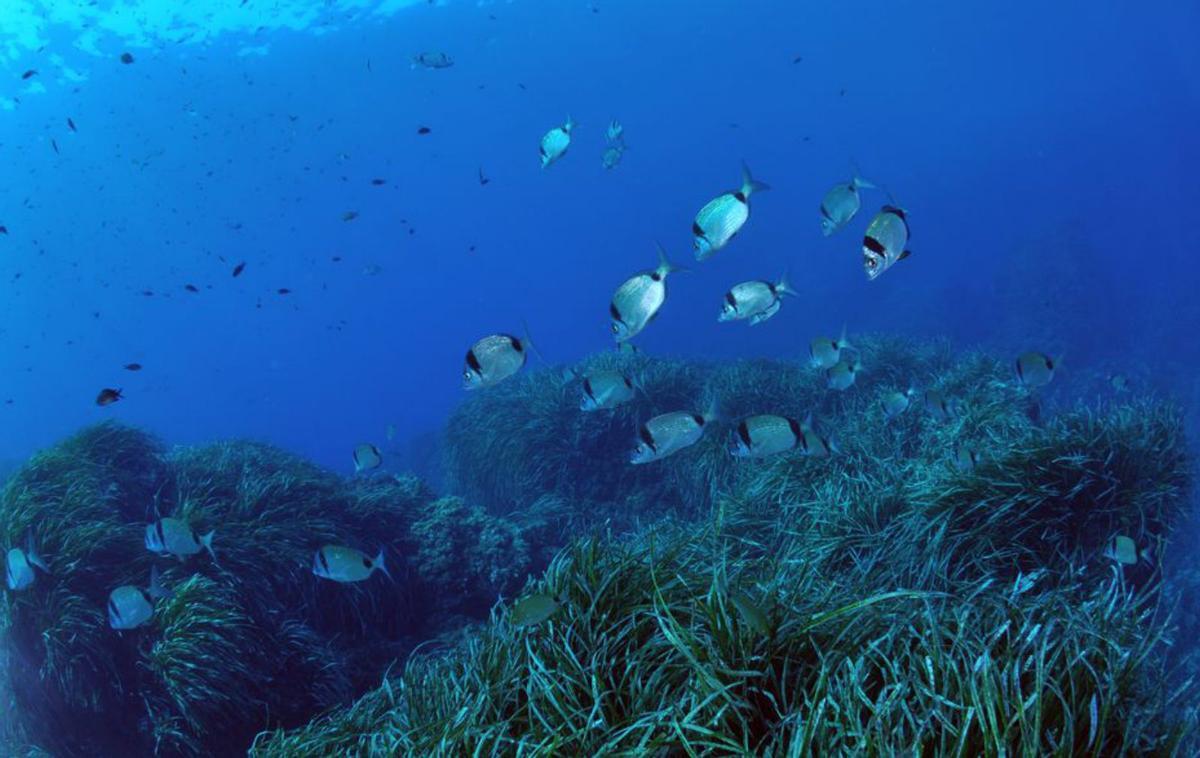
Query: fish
5,535,49,591
810,328,853,370
730,414,803,458
67,117,76,132
923,389,959,422
184,284,199,293
21,70,37,80
96,388,123,406
601,144,624,169
606,120,624,142
539,116,576,169
630,405,717,464
312,545,391,583
610,244,681,343
953,443,979,472
145,518,216,562
1108,373,1129,392
412,51,454,69
718,275,797,325
478,167,490,186
416,126,431,135
108,567,170,630
342,211,359,221
798,416,838,458
353,443,382,472
277,288,291,295
826,358,861,391
51,139,59,155
580,370,636,411
819,174,875,236
511,592,563,627
1015,352,1057,388
692,162,769,261
0,226,6,235
1103,535,1150,566
880,388,914,420
729,590,771,635
120,52,135,64
123,363,142,371
232,261,246,277
463,333,528,390
862,206,912,280
371,178,387,186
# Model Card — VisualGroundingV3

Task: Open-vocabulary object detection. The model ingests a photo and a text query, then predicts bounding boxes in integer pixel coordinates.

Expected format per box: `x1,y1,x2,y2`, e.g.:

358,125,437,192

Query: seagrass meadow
3,337,1199,756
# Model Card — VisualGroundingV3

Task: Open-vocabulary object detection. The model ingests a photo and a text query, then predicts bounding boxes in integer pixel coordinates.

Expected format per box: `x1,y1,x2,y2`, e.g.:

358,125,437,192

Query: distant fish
953,443,979,472
610,244,681,343
862,206,912,281
342,210,359,221
819,174,874,236
96,388,123,406
67,117,77,132
692,162,769,261
5,534,49,591
232,261,246,277
510,592,563,627
1108,373,1129,392
718,275,796,325
1015,352,1057,388
371,178,387,186
580,370,636,411
630,405,716,465
277,288,291,295
51,139,59,155
412,51,454,69
463,333,528,390
416,126,431,135
826,357,861,391
606,120,624,142
145,518,216,562
1103,534,1150,566
0,226,7,235
797,415,838,457
120,52,134,64
923,389,959,422
539,116,575,169
108,566,170,630
385,424,396,441
730,414,803,458
123,363,142,371
20,69,37,80
601,144,625,170
478,166,490,186
312,545,390,583
880,388,914,420
184,284,199,293
353,443,382,473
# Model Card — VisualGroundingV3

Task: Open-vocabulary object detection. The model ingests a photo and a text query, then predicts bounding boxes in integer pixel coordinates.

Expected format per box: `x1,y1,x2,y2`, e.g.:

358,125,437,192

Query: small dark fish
478,167,490,186
416,126,431,135
51,139,59,154
120,52,134,64
0,226,7,235
184,284,199,293
342,211,359,221
21,70,37,80
792,55,803,64
277,288,291,295
67,117,77,132
96,388,123,406
141,290,154,297
232,261,246,277
371,178,386,186
123,363,142,371
331,256,342,262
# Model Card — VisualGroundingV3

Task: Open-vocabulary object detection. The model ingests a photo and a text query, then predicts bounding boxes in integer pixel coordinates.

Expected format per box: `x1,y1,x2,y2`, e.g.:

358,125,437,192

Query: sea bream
107,567,170,630
718,275,796,325
463,334,528,389
411,51,453,69
539,116,576,169
5,534,49,591
610,244,681,343
1015,352,1058,388
861,205,912,281
729,414,804,458
819,174,875,236
312,545,391,583
145,518,216,562
809,327,852,369
353,443,382,473
692,163,770,261
630,405,717,464
580,370,636,411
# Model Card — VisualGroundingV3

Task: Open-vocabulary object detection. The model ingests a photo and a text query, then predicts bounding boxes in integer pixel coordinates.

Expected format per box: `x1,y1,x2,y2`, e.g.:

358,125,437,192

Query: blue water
1,0,1197,474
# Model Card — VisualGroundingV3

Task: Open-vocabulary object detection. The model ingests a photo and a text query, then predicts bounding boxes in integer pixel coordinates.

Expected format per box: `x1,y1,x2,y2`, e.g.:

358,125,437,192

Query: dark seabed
1,1,1198,755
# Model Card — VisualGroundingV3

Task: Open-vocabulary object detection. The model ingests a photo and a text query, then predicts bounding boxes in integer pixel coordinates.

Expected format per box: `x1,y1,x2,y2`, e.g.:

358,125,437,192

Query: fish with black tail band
730,414,804,458
463,333,528,389
953,443,980,472
610,244,681,342
819,174,875,236
5,534,49,591
511,593,564,627
923,389,959,422
145,518,216,562
630,404,717,464
1015,352,1058,388
880,388,915,420
312,545,391,583
580,370,636,411
539,116,575,169
826,357,861,391
107,567,171,630
798,413,838,457
353,443,382,473
692,162,769,261
810,327,852,369
862,205,912,280
718,275,797,325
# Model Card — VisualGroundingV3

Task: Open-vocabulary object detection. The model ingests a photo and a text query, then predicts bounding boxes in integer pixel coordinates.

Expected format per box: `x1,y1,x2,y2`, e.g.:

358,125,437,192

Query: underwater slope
251,337,1198,756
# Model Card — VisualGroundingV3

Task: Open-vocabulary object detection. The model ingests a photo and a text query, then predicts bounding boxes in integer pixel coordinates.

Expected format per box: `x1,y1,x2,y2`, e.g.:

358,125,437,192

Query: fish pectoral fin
898,249,912,261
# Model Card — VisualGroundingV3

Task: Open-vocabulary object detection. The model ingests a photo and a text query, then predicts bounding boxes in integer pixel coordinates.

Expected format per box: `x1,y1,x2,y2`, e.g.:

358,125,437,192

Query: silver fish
862,205,912,280
953,443,979,472
580,370,636,411
610,244,680,342
880,388,914,420
826,358,861,391
730,414,803,458
630,407,715,464
1015,352,1057,388
798,414,837,458
923,389,959,422
606,120,623,142
809,327,851,369
819,174,874,236
353,443,382,473
463,334,528,389
692,162,769,261
145,518,215,562
411,51,453,69
602,144,625,169
718,275,797,325
539,116,575,169
312,545,391,583
108,567,170,630
5,535,48,591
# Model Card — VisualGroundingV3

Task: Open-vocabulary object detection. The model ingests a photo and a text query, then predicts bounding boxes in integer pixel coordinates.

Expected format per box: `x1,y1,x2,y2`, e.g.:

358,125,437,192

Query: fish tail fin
519,319,548,366
826,431,841,456
898,249,913,262
655,242,686,277
148,565,172,600
702,397,722,425
564,115,576,132
775,272,799,298
200,531,217,564
740,161,770,196
25,534,49,574
852,174,876,190
837,324,852,350
374,549,394,582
